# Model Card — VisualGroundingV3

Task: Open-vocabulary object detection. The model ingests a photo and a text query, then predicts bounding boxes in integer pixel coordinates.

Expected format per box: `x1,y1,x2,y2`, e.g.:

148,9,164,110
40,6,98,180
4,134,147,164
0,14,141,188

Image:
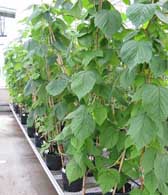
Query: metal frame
0,16,6,36
0,7,16,18
0,6,16,36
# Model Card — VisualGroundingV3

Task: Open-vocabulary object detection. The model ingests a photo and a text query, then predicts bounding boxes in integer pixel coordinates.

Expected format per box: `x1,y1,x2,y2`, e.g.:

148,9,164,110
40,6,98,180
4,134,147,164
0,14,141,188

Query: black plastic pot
43,151,47,158
13,104,20,114
62,169,83,192
45,153,62,171
86,193,111,195
34,133,43,148
117,183,131,194
21,113,28,125
27,126,35,138
87,170,94,177
86,183,131,195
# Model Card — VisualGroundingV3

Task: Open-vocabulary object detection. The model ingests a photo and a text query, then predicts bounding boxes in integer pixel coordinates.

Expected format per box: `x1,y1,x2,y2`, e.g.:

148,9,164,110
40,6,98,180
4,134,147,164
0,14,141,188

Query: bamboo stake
112,150,126,195
82,174,87,195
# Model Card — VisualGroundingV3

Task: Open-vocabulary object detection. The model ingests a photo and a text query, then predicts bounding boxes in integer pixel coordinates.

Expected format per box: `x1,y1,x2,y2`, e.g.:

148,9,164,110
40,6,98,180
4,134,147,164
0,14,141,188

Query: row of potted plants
4,0,168,194
13,103,84,192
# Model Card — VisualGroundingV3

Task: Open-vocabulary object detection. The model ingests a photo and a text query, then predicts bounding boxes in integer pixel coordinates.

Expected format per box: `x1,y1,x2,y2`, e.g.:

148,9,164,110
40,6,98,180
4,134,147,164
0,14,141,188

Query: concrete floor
0,88,10,104
0,113,58,195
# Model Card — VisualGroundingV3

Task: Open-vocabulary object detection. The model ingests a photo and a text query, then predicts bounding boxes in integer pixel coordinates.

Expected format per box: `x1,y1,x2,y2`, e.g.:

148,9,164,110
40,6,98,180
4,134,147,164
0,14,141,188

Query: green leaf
24,80,35,96
149,56,167,77
34,106,47,117
130,188,150,195
158,183,168,195
54,101,67,120
120,68,136,88
66,105,95,142
112,87,128,106
93,103,107,125
94,9,122,39
78,34,93,47
130,189,142,195
100,127,119,149
71,71,96,100
142,148,156,174
82,50,103,66
122,158,140,179
154,153,168,183
163,1,168,13
55,0,64,8
24,39,47,57
120,40,152,70
55,125,72,141
28,7,41,22
97,169,120,193
128,113,157,149
123,0,130,5
70,136,85,149
66,158,86,183
144,171,158,194
53,34,70,52
157,121,168,146
155,10,168,24
142,84,168,120
123,30,140,42
69,0,82,18
46,77,68,96
126,3,157,27
31,72,40,80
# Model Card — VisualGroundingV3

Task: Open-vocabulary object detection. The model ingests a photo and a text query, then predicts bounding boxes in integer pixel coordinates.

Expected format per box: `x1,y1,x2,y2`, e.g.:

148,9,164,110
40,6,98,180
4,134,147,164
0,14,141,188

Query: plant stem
56,123,65,166
98,0,103,10
50,97,65,167
47,25,66,167
139,147,145,190
82,174,87,195
48,26,68,75
112,150,126,195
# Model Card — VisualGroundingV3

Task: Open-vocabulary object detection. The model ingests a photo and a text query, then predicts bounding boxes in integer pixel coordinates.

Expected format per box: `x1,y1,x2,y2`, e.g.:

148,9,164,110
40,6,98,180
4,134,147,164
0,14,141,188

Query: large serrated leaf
142,148,156,174
82,50,103,66
66,158,86,183
94,9,122,39
149,56,167,77
68,0,82,18
71,70,96,100
158,183,168,195
120,68,136,88
54,101,68,120
144,171,158,194
97,169,120,193
46,77,68,96
24,80,35,96
120,40,152,70
154,153,168,183
128,113,157,149
66,105,95,142
93,103,107,126
127,3,157,27
142,84,168,120
155,10,168,24
99,127,119,149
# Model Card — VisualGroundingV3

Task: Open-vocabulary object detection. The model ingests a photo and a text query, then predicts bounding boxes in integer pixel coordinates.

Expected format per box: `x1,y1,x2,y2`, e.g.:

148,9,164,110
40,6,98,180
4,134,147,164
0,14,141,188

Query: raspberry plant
4,0,168,194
